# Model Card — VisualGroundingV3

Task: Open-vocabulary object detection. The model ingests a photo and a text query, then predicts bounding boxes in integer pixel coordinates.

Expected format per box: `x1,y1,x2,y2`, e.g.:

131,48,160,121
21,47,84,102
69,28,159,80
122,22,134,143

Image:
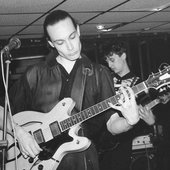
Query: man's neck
118,65,130,77
56,56,76,74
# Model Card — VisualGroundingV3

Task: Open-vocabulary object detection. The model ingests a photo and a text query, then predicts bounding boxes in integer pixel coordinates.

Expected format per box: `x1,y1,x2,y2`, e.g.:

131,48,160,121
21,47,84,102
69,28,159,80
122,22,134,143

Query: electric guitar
4,66,170,170
145,93,170,111
142,85,170,118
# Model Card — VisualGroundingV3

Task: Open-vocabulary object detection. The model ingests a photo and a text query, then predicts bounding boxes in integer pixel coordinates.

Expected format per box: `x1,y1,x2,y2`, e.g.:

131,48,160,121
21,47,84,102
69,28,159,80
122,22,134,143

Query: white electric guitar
3,66,170,170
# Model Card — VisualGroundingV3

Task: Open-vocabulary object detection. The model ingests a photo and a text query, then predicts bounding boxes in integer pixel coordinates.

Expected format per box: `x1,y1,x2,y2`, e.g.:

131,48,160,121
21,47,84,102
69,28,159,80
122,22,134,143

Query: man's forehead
48,18,76,40
106,54,116,60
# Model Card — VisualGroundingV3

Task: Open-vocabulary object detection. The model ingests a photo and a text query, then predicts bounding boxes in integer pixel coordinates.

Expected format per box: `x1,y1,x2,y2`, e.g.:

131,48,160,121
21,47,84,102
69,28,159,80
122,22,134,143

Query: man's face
47,17,81,61
106,53,125,75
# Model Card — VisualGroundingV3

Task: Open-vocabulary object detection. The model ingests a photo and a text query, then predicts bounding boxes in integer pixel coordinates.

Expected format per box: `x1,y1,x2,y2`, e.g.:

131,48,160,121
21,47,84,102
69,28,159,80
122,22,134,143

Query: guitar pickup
33,129,45,144
49,121,61,138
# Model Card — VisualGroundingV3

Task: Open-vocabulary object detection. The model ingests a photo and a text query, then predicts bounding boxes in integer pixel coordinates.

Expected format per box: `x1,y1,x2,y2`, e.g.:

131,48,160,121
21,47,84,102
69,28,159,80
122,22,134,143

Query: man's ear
48,40,55,48
121,52,126,60
77,25,80,36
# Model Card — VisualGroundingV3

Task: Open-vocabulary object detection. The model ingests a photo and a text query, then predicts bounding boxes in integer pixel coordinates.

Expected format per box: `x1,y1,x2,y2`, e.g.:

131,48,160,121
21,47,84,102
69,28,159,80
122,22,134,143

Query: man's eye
70,33,76,39
55,41,64,45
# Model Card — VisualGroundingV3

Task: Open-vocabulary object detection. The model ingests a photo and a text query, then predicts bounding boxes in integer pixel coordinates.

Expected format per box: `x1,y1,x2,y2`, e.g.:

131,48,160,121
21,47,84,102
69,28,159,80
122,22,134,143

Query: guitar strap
71,64,94,113
71,63,98,170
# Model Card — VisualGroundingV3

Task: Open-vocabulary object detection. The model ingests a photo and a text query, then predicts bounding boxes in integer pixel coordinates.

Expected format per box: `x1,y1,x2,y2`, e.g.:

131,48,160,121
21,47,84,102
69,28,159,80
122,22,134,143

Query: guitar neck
146,99,160,110
59,81,148,132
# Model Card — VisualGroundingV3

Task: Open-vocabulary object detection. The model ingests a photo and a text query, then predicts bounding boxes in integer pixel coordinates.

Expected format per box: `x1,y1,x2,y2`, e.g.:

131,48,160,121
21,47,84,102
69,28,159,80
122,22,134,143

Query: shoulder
24,50,58,78
92,63,114,87
81,54,111,77
22,59,57,88
93,63,110,73
25,61,47,77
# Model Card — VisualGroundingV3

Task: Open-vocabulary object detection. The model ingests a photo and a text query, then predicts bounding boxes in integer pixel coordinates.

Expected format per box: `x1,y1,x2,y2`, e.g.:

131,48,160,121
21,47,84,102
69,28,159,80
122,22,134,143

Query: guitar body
3,66,170,170
0,130,33,170
6,98,91,170
31,126,91,170
13,98,76,143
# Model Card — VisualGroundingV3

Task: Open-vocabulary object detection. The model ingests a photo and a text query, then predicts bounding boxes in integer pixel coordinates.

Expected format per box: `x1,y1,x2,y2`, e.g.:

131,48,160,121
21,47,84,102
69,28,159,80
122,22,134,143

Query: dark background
0,34,170,170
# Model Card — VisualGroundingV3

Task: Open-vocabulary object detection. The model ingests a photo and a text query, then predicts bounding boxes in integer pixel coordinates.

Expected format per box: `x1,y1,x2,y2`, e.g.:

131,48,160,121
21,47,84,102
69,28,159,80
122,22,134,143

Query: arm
107,86,140,135
0,105,42,158
14,123,42,158
107,113,132,135
8,70,42,158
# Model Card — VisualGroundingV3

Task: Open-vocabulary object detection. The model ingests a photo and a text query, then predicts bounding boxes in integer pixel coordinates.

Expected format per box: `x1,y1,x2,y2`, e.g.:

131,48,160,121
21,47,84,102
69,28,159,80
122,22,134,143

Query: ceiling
0,0,170,41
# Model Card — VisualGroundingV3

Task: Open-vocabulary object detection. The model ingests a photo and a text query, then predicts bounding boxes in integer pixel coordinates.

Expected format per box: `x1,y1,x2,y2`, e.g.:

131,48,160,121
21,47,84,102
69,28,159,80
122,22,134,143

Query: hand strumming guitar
14,124,42,158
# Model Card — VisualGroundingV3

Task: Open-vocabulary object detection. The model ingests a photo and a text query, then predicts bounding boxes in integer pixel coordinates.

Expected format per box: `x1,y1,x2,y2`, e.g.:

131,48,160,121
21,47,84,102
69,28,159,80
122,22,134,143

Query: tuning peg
159,88,163,92
158,69,162,74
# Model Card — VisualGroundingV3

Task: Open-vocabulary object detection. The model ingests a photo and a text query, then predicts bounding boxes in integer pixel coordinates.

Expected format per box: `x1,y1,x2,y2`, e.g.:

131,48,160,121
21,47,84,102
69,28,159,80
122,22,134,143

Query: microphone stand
0,51,12,170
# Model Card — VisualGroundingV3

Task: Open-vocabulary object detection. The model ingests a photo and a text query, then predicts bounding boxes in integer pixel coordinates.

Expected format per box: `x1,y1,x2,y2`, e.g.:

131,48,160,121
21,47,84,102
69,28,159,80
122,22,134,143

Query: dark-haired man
99,42,155,170
0,11,139,170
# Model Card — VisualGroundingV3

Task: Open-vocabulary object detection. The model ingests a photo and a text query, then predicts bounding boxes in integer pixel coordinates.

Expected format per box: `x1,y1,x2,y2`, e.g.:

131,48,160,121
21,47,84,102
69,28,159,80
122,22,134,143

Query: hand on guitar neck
139,88,170,125
158,90,170,104
139,105,155,125
108,86,140,126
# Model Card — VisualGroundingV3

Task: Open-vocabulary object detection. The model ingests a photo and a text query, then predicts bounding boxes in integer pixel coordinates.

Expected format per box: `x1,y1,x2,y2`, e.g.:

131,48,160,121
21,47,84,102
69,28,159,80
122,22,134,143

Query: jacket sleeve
9,65,37,115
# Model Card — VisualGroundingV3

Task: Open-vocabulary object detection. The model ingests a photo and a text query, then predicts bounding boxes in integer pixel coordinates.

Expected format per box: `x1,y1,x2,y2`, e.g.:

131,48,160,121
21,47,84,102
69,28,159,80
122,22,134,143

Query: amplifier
132,135,153,150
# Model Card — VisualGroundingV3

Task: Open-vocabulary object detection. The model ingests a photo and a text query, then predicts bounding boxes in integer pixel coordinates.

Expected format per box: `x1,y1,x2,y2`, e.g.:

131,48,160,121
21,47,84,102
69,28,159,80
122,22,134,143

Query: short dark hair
43,10,77,41
104,42,127,59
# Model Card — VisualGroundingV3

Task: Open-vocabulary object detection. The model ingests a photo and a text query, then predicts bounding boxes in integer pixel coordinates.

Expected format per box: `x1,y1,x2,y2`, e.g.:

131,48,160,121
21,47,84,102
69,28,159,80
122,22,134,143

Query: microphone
2,37,21,52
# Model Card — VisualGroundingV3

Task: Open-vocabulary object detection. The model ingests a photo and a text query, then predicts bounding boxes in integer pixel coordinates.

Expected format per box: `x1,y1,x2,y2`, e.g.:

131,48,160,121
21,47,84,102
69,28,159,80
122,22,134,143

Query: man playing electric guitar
0,10,140,170
99,41,164,170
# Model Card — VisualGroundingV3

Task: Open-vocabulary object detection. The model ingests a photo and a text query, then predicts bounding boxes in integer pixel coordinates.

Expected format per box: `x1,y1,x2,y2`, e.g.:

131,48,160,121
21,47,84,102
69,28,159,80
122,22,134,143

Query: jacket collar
45,49,92,69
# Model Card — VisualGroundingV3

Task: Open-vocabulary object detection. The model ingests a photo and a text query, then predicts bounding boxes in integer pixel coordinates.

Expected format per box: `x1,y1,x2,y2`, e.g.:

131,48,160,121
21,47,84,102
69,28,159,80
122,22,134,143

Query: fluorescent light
151,3,170,11
96,24,105,30
100,28,112,32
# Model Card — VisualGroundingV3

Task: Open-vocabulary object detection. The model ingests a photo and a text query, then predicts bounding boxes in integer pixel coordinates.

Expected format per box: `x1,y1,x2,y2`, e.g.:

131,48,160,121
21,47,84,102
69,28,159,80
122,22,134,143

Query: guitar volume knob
28,157,34,163
38,164,44,170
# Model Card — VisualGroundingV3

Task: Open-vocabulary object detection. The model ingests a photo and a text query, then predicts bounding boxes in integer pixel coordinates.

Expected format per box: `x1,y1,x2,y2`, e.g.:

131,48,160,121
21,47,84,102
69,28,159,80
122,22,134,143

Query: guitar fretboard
146,99,160,110
59,81,148,132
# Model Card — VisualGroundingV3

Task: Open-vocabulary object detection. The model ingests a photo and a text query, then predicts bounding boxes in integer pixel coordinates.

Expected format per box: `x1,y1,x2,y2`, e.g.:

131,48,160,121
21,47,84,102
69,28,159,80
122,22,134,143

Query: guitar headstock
146,65,170,90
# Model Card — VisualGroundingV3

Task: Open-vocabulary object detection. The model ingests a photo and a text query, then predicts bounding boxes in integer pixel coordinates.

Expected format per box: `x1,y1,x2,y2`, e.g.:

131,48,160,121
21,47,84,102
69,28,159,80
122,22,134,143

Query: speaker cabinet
130,149,157,170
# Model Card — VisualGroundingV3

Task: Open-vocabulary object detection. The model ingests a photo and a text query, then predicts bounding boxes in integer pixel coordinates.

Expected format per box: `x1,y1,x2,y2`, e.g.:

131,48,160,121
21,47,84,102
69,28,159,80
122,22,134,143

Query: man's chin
70,54,81,60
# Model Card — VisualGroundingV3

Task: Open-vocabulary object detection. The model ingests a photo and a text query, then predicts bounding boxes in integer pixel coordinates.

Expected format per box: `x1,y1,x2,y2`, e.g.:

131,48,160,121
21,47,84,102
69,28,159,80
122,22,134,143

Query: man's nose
66,41,73,50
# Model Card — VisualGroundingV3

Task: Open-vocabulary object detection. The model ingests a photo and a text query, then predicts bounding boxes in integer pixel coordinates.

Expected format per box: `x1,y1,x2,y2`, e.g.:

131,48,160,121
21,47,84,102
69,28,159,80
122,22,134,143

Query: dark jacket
9,49,116,170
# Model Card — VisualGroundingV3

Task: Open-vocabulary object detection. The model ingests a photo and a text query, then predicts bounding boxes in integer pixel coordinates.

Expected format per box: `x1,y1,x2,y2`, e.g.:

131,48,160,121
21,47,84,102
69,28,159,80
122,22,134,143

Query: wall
1,34,170,96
